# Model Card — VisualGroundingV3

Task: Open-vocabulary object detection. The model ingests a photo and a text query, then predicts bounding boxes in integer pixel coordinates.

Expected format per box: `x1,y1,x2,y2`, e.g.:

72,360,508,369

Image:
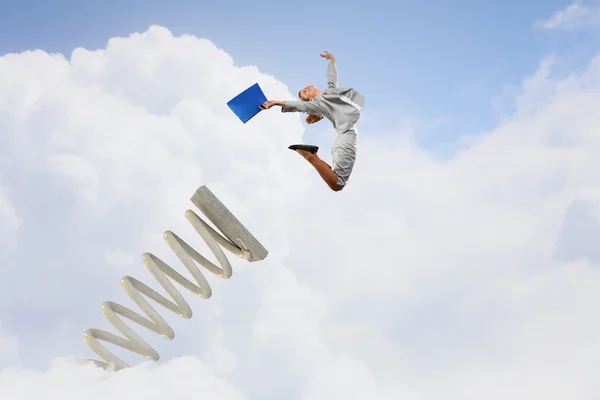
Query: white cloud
0,358,247,400
0,325,20,368
0,185,21,252
535,1,600,29
0,24,599,400
103,247,136,270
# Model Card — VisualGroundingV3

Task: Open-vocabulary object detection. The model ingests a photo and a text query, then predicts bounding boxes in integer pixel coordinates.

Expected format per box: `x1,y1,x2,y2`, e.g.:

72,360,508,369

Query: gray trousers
331,128,358,189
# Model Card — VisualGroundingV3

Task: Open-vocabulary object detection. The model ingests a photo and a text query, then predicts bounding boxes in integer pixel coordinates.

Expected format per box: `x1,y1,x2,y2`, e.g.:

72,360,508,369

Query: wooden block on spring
190,185,268,263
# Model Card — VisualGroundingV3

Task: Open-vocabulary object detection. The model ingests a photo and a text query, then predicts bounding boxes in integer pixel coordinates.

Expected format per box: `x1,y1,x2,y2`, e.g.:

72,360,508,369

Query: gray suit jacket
282,62,365,134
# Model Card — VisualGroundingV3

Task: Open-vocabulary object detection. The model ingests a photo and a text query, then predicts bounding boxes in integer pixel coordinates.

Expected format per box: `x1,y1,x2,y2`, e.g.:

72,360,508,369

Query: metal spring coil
81,186,266,371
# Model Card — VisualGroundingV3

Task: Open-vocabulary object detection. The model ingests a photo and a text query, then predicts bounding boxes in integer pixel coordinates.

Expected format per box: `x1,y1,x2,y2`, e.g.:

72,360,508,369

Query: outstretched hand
320,51,335,63
260,100,283,110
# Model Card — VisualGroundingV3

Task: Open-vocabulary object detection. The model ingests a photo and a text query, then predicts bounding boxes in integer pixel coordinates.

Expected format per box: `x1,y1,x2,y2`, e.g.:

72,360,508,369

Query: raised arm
320,51,337,88
327,62,338,89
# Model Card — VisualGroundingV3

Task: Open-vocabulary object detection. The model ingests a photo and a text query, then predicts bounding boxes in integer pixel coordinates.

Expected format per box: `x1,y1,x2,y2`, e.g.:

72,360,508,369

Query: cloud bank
0,25,599,399
535,1,600,29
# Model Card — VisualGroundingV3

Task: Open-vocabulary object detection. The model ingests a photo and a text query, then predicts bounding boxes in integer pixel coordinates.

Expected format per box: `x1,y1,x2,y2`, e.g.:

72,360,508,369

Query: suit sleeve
281,100,325,115
327,61,338,89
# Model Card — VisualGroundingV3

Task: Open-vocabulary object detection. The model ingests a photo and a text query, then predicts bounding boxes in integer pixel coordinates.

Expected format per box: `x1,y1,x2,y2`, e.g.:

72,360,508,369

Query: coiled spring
81,185,268,371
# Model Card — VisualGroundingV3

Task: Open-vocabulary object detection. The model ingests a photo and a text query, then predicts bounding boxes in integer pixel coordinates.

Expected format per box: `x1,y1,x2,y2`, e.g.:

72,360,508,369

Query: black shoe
288,144,319,153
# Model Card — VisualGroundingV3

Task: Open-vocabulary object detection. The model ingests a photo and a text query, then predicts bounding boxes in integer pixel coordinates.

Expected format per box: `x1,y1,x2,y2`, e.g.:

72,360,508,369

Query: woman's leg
328,141,356,190
295,150,341,191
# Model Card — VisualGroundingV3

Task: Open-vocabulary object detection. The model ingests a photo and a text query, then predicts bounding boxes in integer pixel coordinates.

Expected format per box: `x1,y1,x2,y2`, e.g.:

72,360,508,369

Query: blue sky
0,0,592,153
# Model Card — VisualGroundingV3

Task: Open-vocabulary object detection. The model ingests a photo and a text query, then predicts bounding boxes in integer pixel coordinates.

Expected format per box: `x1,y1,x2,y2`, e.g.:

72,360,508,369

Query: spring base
81,185,268,371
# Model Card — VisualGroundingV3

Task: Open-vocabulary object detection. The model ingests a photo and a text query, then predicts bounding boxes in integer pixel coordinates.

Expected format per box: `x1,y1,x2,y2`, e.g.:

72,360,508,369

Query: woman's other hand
320,51,335,63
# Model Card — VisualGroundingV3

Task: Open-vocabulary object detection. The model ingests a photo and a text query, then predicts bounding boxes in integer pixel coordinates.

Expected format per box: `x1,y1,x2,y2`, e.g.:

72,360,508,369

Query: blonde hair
299,90,324,125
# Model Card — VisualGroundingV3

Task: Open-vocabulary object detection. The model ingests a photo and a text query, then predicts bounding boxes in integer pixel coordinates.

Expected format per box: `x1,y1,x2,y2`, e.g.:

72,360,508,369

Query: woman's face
300,85,319,100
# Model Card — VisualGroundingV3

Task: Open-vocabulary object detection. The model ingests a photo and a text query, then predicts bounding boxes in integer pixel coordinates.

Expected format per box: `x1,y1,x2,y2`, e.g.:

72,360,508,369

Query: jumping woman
260,51,366,191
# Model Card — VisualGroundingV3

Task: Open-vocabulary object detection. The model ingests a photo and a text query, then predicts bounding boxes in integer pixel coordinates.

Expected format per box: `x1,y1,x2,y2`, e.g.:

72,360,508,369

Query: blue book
227,83,268,123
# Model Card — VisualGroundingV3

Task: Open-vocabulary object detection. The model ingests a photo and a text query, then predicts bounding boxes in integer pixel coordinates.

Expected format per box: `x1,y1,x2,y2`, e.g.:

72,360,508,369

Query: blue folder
227,83,268,123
